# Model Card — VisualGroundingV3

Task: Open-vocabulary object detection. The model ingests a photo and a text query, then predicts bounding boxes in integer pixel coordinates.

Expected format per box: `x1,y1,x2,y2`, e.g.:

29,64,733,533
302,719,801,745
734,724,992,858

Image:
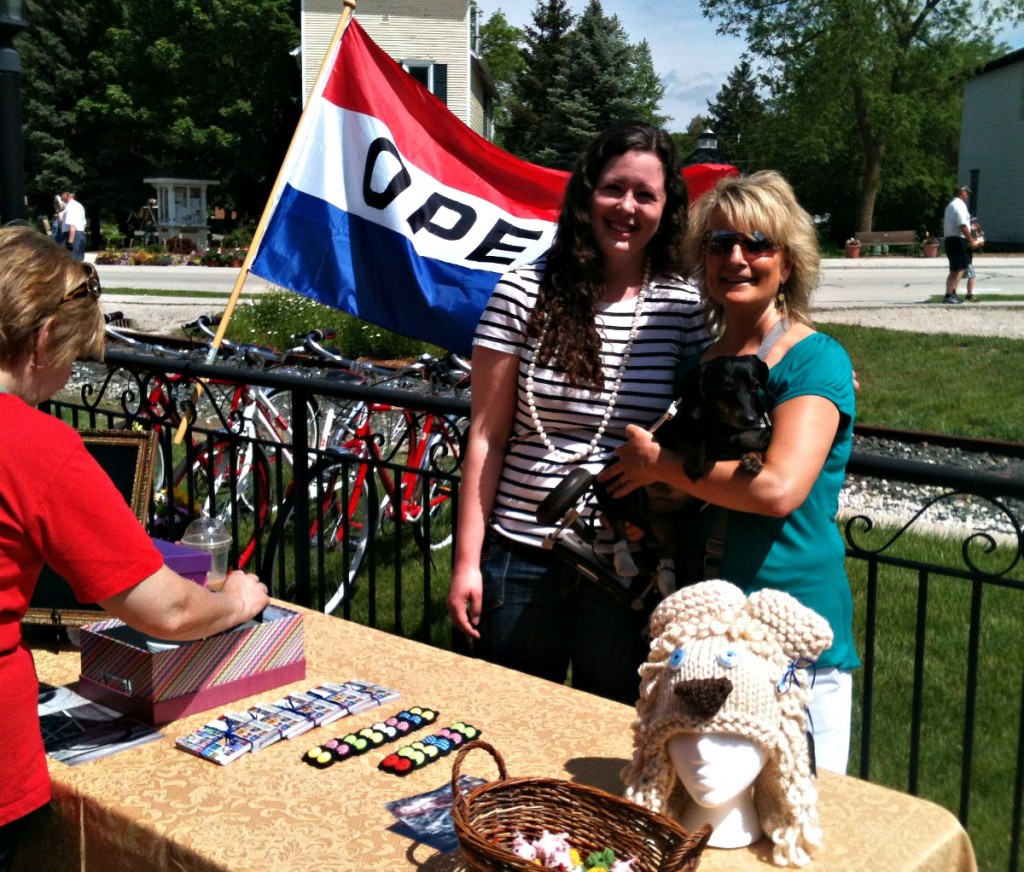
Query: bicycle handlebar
182,315,288,367
286,331,395,379
104,322,197,358
290,328,337,343
181,314,222,333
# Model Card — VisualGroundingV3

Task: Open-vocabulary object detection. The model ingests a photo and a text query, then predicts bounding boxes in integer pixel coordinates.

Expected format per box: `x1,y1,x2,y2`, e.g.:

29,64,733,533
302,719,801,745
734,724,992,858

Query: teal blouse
686,332,859,671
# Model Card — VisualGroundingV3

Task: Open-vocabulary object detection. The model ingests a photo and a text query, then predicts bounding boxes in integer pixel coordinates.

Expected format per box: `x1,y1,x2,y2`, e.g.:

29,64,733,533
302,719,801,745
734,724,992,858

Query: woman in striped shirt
446,121,709,704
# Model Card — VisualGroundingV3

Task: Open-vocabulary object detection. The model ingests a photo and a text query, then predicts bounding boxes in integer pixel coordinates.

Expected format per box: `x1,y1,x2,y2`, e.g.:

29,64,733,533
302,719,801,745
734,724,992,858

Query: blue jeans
474,530,651,705
67,234,86,262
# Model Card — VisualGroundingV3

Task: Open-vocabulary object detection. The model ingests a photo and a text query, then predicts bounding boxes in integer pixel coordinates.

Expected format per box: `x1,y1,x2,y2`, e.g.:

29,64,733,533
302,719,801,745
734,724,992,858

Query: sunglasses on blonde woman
60,263,102,304
701,230,779,258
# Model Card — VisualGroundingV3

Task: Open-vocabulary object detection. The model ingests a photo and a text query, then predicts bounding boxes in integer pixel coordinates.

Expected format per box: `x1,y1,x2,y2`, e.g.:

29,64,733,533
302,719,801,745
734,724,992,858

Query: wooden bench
857,230,918,249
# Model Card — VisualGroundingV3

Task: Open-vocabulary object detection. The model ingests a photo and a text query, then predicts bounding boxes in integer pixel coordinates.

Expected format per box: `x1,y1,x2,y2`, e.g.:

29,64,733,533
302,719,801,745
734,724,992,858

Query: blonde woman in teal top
601,171,858,774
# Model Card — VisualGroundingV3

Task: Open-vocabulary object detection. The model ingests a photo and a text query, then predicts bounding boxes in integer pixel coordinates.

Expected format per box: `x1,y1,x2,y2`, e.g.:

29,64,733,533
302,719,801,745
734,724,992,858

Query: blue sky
483,1,1024,133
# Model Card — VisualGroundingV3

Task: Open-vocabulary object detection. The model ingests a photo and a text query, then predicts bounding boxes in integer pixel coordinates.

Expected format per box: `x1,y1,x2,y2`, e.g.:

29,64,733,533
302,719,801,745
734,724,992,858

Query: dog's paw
612,540,640,578
739,452,764,475
683,459,711,482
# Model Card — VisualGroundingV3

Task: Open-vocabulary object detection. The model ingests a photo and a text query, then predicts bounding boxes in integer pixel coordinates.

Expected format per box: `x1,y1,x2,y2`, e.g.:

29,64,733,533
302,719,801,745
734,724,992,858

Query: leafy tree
501,0,666,169
18,0,97,214
17,0,300,235
671,114,710,161
478,9,525,146
700,0,1020,233
705,59,766,173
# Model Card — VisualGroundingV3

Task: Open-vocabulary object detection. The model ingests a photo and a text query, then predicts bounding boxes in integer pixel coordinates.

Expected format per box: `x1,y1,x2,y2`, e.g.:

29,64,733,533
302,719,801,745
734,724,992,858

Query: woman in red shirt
0,227,269,870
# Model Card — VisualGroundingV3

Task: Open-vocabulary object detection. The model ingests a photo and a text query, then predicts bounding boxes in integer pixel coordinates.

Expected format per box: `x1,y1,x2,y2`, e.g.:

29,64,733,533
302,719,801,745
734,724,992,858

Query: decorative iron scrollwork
844,489,1023,577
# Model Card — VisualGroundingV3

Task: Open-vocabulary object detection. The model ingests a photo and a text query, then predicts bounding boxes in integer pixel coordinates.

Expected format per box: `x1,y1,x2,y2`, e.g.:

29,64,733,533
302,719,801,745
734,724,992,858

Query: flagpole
174,0,358,444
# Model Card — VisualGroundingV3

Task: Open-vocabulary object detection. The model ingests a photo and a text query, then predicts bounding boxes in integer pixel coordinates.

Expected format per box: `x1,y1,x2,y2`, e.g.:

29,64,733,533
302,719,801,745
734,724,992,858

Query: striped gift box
77,605,306,725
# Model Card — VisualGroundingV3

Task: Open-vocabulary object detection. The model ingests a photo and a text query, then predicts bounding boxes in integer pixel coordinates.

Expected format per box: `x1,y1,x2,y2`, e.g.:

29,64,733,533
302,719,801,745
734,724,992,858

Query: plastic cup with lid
180,518,232,591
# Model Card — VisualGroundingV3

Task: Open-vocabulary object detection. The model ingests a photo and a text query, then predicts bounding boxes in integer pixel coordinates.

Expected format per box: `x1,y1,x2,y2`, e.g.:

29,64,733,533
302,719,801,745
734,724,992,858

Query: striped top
473,258,709,549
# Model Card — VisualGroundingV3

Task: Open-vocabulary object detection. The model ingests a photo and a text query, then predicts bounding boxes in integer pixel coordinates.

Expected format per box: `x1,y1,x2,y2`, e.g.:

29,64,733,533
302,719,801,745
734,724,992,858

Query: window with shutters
401,60,448,106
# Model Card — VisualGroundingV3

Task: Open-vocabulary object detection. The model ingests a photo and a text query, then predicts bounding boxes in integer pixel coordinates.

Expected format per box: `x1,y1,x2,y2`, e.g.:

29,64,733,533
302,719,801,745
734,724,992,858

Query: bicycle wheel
268,459,376,614
264,387,319,450
410,414,467,552
535,466,596,526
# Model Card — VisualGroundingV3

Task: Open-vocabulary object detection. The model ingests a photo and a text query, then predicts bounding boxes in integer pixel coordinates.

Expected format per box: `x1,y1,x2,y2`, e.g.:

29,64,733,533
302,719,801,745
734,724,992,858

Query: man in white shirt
941,185,977,304
60,190,87,262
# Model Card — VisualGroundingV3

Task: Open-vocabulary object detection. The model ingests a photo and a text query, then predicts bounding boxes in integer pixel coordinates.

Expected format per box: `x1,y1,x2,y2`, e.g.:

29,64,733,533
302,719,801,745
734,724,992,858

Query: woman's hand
447,565,483,642
598,424,669,498
220,570,270,619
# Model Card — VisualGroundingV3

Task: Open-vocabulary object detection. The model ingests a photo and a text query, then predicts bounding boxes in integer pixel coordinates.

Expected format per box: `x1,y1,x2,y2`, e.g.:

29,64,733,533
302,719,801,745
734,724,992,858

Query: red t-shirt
0,394,162,827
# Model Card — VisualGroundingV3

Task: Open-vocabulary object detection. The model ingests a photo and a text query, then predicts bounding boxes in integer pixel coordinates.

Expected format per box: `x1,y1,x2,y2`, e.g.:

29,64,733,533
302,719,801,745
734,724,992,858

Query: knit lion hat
621,580,834,867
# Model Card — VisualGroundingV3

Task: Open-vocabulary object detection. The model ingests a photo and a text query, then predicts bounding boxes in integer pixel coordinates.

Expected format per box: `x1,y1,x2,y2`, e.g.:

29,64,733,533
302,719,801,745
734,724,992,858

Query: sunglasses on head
701,230,779,258
60,264,102,305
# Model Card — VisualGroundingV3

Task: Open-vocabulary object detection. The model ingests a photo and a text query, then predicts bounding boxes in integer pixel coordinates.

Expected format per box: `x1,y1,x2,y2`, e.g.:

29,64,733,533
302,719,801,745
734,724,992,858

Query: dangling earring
776,283,787,314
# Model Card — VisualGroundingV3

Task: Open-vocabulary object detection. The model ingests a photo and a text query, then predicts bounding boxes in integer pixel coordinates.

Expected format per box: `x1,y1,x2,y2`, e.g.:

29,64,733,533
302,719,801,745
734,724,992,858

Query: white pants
806,667,853,774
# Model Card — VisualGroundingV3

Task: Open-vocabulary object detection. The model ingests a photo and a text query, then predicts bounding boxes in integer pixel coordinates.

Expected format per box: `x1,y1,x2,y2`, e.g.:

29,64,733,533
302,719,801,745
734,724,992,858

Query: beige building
299,0,497,138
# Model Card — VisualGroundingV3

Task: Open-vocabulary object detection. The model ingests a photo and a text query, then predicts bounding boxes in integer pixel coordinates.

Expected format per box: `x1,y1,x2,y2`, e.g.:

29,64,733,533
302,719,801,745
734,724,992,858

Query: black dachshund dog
592,353,772,592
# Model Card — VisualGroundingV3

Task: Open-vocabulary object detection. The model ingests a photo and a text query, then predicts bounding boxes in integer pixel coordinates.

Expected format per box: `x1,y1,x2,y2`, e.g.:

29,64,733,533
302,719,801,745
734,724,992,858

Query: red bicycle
262,333,470,614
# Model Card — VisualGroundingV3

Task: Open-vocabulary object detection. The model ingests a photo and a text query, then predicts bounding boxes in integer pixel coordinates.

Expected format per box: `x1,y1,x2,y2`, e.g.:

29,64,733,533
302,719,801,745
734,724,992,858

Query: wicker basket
451,740,712,872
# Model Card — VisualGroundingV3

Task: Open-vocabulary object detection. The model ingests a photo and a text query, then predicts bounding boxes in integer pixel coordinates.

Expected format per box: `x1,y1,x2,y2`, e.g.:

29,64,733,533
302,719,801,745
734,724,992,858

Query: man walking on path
942,185,978,304
60,189,86,262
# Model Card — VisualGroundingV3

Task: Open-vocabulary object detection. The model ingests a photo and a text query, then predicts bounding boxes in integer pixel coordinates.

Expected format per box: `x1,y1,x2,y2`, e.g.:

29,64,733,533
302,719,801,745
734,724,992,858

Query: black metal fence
46,349,1024,871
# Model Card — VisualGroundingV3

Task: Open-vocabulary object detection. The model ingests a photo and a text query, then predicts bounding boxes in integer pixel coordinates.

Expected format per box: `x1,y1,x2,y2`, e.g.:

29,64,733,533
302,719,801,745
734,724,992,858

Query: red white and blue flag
250,19,568,355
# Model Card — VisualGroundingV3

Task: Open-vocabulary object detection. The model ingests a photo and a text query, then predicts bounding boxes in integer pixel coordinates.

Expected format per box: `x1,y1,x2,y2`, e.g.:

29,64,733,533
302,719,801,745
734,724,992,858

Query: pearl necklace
525,264,651,464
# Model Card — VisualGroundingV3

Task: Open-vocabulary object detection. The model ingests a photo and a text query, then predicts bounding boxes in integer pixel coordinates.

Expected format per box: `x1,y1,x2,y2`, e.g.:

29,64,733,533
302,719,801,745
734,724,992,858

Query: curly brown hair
528,121,687,387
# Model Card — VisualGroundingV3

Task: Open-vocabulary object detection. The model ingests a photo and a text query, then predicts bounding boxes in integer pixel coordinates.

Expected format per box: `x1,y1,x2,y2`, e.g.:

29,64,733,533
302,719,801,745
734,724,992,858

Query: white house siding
301,0,473,130
958,50,1024,244
469,56,496,139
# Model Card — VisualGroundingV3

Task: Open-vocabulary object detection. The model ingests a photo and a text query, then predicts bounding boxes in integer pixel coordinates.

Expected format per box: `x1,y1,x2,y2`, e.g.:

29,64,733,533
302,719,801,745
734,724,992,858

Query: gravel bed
815,304,1024,540
842,434,1024,542
813,303,1024,339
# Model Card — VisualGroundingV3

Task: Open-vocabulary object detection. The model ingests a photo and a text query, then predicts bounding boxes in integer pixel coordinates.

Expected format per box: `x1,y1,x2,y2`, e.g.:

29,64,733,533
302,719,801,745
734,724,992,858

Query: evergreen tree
705,59,766,172
501,0,575,163
19,0,99,209
501,0,666,169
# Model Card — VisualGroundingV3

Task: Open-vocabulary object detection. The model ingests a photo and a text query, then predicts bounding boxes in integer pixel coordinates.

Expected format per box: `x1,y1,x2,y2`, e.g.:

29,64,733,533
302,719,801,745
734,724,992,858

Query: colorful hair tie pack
303,707,438,769
378,722,481,776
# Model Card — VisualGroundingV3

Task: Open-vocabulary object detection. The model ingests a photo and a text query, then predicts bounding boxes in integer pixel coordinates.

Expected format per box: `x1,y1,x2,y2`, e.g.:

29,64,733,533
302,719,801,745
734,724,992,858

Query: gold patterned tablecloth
18,608,976,872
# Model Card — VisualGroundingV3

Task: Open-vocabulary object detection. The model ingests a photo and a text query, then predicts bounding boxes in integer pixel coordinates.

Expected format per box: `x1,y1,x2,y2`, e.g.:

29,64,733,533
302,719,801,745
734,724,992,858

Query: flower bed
93,247,248,267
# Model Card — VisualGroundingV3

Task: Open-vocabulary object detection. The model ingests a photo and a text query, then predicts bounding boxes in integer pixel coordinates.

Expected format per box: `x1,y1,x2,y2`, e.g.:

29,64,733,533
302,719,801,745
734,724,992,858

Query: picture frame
23,428,157,630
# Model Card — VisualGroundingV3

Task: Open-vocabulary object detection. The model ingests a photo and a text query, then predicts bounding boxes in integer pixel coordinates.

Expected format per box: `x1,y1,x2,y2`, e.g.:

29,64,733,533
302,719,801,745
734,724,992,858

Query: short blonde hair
684,171,820,334
0,226,104,369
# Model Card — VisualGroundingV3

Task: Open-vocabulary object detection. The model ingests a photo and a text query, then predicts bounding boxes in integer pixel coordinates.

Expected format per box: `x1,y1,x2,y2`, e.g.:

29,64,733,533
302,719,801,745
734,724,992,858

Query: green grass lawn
843,526,1024,872
818,323,1024,440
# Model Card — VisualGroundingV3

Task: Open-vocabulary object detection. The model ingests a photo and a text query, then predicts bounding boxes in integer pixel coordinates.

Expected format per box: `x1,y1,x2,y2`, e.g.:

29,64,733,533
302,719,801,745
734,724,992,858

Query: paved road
92,254,1024,334
814,255,1024,308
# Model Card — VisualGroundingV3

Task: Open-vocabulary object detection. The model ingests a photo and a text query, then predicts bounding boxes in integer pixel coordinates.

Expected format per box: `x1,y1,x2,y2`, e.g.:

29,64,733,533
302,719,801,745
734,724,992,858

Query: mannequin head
667,732,767,848
669,731,767,808
621,580,834,867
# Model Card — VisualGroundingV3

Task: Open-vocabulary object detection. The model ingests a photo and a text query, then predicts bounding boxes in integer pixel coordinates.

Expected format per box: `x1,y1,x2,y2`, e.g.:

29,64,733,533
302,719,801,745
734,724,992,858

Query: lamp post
0,0,28,225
